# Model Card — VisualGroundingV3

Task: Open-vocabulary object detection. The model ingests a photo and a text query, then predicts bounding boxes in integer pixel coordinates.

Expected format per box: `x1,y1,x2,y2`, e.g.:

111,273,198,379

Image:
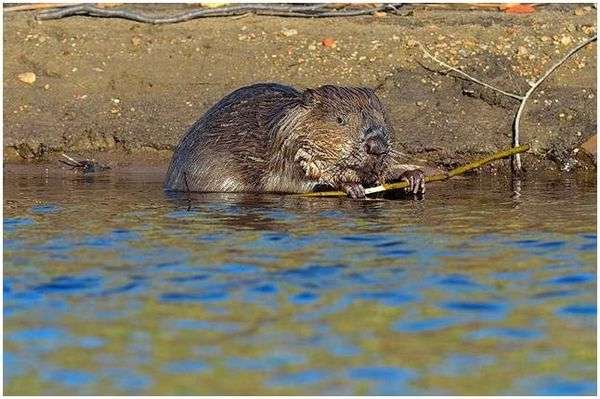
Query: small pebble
560,36,572,46
17,72,36,84
281,28,298,37
517,46,528,56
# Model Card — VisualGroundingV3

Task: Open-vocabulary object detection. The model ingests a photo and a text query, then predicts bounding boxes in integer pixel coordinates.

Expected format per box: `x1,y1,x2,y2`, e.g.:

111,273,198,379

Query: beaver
164,83,424,199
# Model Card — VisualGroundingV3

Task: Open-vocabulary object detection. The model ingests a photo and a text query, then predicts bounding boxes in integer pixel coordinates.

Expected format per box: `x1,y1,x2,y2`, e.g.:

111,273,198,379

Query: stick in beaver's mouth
300,145,531,197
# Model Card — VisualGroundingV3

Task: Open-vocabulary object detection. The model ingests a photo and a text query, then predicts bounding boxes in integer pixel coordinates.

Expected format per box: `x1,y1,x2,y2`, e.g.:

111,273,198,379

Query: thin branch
418,42,525,101
4,3,72,12
418,36,597,173
301,145,530,197
36,3,395,24
61,153,79,165
59,153,110,173
512,34,597,171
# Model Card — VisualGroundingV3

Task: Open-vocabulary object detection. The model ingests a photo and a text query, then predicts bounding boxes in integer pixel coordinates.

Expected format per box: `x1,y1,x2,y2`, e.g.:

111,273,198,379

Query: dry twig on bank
59,153,110,173
4,3,72,12
35,3,399,23
512,34,597,170
418,35,597,172
418,43,524,101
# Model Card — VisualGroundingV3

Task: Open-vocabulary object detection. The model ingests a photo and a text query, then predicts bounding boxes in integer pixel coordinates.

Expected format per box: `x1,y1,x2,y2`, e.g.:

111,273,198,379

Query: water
3,165,596,395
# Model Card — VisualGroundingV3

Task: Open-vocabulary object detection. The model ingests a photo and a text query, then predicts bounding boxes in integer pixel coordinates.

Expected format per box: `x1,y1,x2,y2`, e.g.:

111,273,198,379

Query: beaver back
164,83,303,192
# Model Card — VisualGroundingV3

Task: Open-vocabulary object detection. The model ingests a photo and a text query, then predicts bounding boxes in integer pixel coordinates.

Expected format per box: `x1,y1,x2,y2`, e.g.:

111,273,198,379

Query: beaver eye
337,116,347,126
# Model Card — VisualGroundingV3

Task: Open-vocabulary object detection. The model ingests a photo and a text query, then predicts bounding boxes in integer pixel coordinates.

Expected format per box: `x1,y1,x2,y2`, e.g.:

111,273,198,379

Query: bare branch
512,34,597,171
4,3,72,12
35,3,396,24
418,42,525,101
417,35,597,173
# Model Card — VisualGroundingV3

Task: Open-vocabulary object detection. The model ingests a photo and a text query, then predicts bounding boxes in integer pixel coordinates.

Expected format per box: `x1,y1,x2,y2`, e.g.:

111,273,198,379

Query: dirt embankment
3,4,597,178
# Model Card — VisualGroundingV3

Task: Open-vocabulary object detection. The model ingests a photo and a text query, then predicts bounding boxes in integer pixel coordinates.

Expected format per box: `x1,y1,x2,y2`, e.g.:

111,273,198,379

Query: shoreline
3,4,597,178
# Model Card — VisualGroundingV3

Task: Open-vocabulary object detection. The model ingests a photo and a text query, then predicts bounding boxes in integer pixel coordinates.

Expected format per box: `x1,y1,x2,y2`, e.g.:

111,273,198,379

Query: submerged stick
301,144,530,197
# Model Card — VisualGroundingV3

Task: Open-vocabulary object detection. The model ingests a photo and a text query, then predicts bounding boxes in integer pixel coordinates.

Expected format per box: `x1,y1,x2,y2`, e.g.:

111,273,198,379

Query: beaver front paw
399,169,425,195
342,183,366,199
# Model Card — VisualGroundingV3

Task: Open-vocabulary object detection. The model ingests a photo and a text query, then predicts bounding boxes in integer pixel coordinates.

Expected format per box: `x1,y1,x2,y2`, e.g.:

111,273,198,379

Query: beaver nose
364,128,388,156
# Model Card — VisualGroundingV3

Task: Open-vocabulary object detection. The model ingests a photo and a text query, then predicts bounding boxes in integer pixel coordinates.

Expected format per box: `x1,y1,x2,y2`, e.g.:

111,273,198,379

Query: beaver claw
342,183,366,199
399,169,425,195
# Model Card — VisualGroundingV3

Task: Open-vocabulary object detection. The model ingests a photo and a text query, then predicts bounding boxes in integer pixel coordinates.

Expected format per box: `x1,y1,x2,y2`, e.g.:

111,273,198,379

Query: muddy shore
3,4,597,180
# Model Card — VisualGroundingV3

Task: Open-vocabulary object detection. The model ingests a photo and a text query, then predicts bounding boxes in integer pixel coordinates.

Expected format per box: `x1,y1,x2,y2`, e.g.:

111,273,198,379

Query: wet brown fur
164,83,419,193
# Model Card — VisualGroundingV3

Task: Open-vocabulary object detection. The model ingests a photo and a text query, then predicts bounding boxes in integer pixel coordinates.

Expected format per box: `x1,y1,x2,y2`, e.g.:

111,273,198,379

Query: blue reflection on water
432,354,495,376
102,367,152,392
467,327,543,341
267,369,330,386
558,304,596,316
4,217,35,232
169,319,241,333
31,204,61,214
3,182,596,395
34,275,102,294
348,366,417,394
9,327,68,348
160,291,229,303
162,360,208,374
40,368,96,387
393,317,462,333
514,375,597,395
290,291,319,304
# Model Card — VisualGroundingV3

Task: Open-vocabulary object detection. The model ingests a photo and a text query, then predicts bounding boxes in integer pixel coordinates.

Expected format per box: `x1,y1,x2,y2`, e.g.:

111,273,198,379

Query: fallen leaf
501,4,536,14
321,37,336,48
581,135,596,155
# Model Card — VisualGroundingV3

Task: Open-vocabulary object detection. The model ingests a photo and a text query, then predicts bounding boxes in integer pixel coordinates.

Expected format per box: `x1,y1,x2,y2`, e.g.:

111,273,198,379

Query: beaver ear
302,88,320,107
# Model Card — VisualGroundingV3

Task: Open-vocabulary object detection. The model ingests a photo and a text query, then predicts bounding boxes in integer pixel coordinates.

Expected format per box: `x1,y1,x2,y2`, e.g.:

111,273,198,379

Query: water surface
3,165,596,394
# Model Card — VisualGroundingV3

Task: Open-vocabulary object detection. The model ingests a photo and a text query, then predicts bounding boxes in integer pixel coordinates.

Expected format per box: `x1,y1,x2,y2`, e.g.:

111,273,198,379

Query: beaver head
275,85,393,188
